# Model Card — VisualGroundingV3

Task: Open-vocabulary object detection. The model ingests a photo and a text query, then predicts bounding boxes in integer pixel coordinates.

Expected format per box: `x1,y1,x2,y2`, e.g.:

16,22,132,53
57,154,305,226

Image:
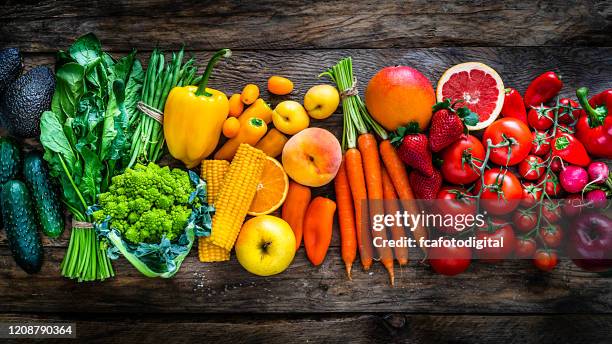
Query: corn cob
199,160,231,262
209,144,266,250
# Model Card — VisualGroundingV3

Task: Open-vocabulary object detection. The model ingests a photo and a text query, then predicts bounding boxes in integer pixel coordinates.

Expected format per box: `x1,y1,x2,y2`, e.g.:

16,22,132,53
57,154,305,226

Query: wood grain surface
1,0,611,51
1,1,612,342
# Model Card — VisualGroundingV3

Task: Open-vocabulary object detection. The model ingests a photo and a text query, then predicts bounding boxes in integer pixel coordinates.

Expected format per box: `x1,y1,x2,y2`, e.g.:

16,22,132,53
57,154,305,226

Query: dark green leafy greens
39,33,144,282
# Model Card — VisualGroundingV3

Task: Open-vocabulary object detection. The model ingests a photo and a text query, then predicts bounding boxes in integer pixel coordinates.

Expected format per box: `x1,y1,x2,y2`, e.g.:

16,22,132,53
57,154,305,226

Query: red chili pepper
551,133,591,167
575,87,612,159
500,87,527,123
524,71,563,108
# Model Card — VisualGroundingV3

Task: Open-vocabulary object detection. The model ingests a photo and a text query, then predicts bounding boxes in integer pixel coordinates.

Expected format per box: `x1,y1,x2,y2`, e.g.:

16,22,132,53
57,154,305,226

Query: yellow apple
235,215,296,276
303,85,340,119
272,101,309,135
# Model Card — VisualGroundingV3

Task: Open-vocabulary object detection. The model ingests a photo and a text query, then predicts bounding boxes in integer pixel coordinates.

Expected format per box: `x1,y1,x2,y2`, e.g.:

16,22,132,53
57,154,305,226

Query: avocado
0,66,55,138
0,47,22,95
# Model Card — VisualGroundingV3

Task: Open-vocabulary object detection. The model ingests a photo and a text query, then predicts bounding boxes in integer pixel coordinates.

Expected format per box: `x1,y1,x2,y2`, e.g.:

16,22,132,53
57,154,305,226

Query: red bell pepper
500,88,527,123
551,133,591,167
575,87,612,159
524,71,563,108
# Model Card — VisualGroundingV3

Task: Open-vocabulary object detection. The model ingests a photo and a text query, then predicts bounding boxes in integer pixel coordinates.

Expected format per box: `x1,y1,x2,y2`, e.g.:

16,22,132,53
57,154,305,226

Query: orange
248,157,289,215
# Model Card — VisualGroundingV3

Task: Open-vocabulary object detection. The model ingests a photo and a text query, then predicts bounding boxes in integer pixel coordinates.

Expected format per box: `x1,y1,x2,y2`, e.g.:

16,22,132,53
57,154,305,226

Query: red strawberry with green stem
409,168,442,200
429,99,480,152
391,122,435,177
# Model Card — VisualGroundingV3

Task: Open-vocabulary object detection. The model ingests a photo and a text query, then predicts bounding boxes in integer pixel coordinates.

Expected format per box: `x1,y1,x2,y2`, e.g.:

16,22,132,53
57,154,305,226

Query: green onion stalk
128,48,200,167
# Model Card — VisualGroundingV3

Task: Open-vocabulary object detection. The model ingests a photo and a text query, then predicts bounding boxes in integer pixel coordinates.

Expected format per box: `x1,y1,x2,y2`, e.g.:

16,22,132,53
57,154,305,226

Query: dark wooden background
1,1,612,343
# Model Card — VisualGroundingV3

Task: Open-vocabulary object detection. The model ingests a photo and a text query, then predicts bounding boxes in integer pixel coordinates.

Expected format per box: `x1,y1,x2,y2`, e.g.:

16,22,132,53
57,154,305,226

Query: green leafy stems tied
128,47,202,168
576,87,606,127
320,57,387,151
195,49,232,97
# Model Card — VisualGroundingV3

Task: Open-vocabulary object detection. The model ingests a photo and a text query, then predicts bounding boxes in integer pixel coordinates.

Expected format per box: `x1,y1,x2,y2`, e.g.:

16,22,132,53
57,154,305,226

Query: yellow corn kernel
209,144,266,250
199,159,232,262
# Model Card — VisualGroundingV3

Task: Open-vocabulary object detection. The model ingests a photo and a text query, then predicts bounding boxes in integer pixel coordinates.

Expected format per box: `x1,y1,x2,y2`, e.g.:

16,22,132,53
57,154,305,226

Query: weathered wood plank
1,246,611,314
1,1,611,51
1,313,611,344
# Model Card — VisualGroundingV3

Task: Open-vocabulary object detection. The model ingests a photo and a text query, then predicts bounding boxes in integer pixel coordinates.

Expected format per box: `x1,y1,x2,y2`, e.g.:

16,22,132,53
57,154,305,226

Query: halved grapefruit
436,62,505,130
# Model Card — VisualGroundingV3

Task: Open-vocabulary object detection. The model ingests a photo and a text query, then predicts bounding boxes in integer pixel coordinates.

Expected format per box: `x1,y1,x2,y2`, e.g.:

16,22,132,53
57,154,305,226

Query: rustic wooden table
1,1,612,343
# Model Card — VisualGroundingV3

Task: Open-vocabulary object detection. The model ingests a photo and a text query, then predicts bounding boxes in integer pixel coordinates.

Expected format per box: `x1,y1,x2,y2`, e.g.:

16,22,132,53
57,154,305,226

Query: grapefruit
436,62,505,130
365,66,436,132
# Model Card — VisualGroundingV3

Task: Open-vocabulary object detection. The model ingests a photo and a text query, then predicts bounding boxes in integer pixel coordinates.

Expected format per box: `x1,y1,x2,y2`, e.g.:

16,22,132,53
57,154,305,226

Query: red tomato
483,118,533,166
513,210,537,233
538,172,562,197
521,182,543,207
527,106,554,130
538,224,563,248
440,135,485,185
436,187,476,234
515,237,537,259
429,245,472,276
542,201,561,223
558,98,580,124
549,155,563,173
531,130,551,156
475,221,517,262
518,155,545,181
475,168,523,215
533,250,558,271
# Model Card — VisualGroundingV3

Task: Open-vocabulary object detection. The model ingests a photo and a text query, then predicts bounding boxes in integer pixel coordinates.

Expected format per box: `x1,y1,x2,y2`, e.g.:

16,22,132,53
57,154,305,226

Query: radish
559,165,589,193
585,189,607,208
587,162,609,184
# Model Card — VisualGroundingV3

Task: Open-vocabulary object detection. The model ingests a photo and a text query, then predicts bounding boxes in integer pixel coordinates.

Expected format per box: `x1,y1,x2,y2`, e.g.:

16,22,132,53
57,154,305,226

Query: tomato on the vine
513,210,537,233
549,155,563,173
527,106,554,130
541,201,561,223
558,98,580,124
531,130,551,156
515,237,537,259
533,250,558,272
518,155,545,181
538,224,563,248
440,135,485,185
475,168,523,215
475,220,516,262
483,118,533,166
521,182,543,207
538,172,562,197
429,245,472,276
436,187,476,234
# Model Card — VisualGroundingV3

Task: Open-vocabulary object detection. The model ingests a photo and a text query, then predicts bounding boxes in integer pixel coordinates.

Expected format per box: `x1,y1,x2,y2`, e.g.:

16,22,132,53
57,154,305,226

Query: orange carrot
281,181,311,251
382,167,409,266
334,160,357,279
344,148,373,270
380,139,428,253
303,197,336,266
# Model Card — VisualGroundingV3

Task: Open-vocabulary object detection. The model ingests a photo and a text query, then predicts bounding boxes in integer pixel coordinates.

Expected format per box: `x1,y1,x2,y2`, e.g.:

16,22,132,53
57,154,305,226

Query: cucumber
0,180,43,273
22,152,64,238
0,137,20,183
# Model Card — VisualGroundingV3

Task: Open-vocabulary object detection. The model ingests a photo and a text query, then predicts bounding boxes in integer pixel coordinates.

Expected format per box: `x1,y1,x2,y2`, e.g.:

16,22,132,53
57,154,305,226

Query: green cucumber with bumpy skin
22,152,64,238
1,180,43,273
0,137,20,183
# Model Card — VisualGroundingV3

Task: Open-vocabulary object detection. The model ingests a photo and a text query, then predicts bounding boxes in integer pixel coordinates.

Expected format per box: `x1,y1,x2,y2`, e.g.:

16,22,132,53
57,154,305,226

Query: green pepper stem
195,49,232,97
576,87,604,127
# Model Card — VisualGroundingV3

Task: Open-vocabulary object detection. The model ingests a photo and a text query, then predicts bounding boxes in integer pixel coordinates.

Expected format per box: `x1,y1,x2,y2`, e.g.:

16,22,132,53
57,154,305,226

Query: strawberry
394,131,434,177
409,169,442,200
429,109,463,152
429,99,480,152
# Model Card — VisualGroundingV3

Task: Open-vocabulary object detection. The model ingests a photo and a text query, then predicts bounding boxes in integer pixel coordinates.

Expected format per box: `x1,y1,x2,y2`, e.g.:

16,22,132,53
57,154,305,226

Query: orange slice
248,156,289,216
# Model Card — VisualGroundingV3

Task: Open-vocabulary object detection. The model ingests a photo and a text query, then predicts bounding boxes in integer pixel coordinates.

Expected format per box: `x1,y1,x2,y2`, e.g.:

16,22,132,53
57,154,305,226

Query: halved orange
248,157,289,216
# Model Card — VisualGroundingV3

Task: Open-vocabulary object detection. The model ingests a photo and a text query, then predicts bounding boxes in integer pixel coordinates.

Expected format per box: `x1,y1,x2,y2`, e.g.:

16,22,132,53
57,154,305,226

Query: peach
281,128,342,187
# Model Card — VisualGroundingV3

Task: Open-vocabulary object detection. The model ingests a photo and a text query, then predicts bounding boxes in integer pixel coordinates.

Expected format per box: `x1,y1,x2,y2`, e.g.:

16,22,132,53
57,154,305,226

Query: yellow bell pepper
164,49,232,168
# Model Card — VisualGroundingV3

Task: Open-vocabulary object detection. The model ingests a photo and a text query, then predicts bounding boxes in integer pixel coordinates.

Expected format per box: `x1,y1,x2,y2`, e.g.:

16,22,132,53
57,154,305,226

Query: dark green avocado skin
0,66,55,138
0,47,22,95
